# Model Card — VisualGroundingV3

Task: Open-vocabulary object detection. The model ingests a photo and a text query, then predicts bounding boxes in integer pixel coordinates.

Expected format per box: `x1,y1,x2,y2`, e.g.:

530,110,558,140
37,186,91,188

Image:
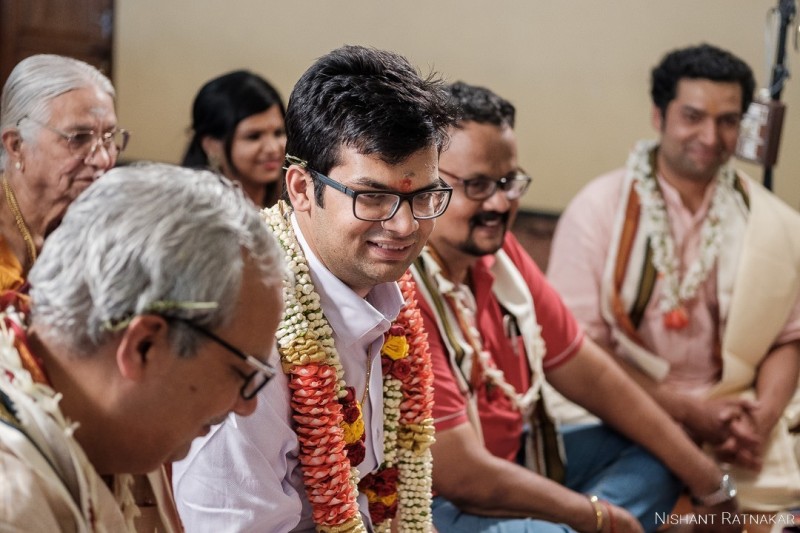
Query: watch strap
691,473,737,507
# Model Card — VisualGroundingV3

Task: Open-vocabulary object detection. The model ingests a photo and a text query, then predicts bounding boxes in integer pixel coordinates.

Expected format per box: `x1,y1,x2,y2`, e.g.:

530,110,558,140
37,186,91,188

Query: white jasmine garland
474,323,547,414
381,379,402,466
629,140,735,317
371,272,436,532
440,277,547,416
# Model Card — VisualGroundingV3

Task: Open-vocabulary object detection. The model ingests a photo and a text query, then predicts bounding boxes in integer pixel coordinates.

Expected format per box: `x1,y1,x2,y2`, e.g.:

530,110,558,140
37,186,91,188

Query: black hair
447,81,515,128
651,43,755,118
182,70,285,206
283,45,455,206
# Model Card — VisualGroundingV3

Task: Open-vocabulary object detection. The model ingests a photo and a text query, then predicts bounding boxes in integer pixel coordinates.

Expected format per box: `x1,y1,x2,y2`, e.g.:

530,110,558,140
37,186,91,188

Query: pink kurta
548,166,800,398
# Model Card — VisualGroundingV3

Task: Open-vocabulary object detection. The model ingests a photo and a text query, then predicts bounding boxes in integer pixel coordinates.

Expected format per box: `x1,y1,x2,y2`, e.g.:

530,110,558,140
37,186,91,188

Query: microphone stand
763,0,796,190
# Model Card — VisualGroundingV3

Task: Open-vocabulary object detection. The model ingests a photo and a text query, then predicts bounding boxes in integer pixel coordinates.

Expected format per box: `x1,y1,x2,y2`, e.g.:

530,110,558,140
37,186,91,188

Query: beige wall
116,1,800,212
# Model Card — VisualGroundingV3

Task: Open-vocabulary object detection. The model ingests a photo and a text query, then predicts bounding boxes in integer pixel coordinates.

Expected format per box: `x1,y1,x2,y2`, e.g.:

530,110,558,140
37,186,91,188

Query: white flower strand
393,274,436,532
264,203,364,532
630,140,734,314
397,447,434,531
441,280,548,417
382,379,403,466
474,323,547,415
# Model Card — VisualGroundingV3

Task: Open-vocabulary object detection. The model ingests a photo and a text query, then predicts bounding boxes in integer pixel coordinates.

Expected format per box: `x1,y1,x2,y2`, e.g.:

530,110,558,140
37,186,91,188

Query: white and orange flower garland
264,201,435,533
629,140,735,329
361,272,436,532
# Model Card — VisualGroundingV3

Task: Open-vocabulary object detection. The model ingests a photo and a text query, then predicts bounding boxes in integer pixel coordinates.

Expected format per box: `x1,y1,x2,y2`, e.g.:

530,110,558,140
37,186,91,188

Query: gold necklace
2,175,37,266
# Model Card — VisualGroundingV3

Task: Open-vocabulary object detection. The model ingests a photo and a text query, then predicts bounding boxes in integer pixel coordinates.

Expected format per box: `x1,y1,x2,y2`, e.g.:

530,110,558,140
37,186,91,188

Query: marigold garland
263,201,435,532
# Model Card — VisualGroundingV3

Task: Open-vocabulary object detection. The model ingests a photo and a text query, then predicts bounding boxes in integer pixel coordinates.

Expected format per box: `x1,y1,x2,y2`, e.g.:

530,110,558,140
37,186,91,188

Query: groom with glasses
174,45,455,532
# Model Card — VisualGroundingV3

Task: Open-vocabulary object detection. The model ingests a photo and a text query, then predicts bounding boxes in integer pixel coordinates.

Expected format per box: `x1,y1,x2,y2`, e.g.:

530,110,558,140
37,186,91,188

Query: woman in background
0,54,124,290
183,70,286,207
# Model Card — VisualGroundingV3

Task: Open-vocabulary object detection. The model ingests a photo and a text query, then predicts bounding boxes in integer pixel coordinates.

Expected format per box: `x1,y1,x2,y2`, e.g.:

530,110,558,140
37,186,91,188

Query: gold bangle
588,495,604,533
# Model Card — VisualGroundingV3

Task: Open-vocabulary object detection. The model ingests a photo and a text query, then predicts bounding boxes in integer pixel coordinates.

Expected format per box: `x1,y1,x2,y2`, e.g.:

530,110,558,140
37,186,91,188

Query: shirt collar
419,244,500,317
656,173,717,223
291,214,404,350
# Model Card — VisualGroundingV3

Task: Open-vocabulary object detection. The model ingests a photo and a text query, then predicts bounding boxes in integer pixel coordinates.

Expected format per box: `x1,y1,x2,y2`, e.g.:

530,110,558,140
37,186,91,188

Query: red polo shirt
416,233,583,462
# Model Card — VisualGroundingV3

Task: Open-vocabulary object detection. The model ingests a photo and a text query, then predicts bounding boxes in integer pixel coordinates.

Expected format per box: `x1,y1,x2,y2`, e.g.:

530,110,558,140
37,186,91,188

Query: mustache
469,211,509,228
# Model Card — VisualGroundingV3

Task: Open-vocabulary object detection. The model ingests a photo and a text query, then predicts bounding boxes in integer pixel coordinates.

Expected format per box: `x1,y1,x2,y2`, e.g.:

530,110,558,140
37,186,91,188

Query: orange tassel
663,307,689,329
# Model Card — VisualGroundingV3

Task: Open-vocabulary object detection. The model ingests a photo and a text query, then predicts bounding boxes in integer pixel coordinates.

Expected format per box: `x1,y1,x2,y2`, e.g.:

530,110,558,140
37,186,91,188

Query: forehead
235,104,284,132
331,144,439,188
46,85,116,127
440,121,517,175
669,78,743,115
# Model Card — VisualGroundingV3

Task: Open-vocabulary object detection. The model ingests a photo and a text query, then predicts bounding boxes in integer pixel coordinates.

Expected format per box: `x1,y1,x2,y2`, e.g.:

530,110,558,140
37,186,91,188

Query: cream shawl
0,308,182,531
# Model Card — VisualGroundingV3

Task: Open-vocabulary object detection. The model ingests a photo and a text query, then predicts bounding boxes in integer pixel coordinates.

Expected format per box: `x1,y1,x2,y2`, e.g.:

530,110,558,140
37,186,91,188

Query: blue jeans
432,423,681,533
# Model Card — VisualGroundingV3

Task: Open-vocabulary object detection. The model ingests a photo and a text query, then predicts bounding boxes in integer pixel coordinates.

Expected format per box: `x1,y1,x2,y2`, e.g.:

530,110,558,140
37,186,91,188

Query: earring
208,155,222,173
14,161,22,172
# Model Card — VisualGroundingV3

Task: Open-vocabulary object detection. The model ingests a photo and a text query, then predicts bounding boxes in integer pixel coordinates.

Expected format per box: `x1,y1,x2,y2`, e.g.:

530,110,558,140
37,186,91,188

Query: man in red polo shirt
409,81,741,533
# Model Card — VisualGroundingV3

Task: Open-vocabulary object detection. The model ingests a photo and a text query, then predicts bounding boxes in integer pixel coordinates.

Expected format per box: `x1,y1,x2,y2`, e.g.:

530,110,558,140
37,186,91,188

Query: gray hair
29,163,286,357
0,54,115,167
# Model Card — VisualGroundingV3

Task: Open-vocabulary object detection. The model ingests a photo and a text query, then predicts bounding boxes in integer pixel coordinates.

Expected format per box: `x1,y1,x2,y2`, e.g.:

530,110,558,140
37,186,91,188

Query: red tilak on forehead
400,178,413,192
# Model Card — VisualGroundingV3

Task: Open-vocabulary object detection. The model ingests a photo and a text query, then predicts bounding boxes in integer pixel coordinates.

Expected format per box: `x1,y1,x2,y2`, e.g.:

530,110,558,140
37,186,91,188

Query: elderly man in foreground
0,164,285,531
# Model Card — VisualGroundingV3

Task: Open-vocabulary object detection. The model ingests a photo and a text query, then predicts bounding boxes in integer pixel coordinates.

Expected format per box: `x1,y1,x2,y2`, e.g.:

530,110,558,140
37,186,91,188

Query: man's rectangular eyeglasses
311,169,453,222
172,318,276,400
17,116,130,160
439,168,532,201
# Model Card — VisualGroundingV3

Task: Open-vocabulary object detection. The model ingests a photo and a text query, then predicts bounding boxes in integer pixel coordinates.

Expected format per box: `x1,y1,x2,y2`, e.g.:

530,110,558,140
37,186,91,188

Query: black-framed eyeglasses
310,168,453,222
439,168,532,201
172,318,276,400
17,115,130,160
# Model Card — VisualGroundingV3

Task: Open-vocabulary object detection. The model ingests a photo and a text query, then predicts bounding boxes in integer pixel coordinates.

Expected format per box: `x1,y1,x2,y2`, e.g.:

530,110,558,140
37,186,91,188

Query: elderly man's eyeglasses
173,318,276,400
18,116,130,160
439,168,532,201
311,169,453,222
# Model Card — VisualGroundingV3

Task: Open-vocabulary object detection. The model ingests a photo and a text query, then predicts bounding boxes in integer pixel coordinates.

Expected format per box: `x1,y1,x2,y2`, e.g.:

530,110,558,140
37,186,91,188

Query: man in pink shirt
549,43,800,512
410,80,742,533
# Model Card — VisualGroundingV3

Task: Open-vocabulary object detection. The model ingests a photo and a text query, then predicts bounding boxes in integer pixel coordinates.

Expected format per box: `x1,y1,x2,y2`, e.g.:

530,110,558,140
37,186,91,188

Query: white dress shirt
173,215,404,532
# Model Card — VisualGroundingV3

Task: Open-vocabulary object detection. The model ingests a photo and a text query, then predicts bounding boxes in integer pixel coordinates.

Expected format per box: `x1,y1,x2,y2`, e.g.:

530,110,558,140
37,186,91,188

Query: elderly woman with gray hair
0,54,127,289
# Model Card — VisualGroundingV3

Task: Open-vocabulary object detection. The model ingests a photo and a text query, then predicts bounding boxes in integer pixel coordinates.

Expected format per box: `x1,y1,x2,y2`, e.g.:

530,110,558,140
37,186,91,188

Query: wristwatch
691,473,737,507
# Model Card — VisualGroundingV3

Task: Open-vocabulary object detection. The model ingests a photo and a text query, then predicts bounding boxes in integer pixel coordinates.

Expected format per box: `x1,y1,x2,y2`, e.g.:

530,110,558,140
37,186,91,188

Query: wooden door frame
0,0,114,89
